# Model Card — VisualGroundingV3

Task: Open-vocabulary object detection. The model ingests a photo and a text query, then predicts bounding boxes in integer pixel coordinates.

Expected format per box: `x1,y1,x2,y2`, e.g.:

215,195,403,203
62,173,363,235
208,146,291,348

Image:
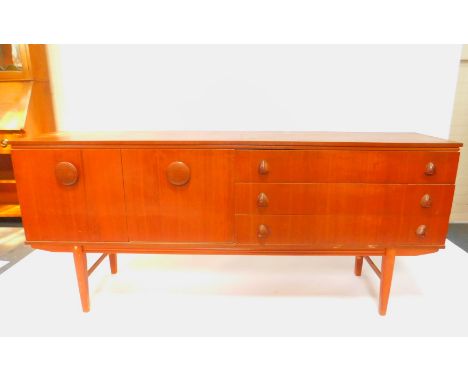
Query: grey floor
0,221,467,276
447,223,468,252
0,219,34,275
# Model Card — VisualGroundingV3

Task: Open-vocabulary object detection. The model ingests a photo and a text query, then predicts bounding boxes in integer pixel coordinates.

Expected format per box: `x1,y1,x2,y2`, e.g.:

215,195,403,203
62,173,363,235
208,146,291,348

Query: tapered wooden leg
109,253,117,274
72,245,90,313
354,256,363,276
379,248,396,316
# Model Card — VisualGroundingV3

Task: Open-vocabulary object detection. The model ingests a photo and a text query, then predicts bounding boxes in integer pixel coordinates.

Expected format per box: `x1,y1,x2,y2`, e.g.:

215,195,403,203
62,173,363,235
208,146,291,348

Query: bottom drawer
235,214,450,247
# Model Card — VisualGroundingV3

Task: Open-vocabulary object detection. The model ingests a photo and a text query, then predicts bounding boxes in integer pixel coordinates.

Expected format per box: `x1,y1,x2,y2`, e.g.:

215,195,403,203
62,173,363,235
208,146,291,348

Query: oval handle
55,162,79,186
258,160,269,175
425,162,436,176
416,224,427,237
257,192,269,208
1,138,9,148
420,194,432,208
166,161,191,186
257,224,270,239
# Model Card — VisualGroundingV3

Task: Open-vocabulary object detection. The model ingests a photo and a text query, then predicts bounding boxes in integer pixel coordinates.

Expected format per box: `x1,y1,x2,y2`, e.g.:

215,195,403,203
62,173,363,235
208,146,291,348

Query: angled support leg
73,245,90,313
109,253,118,274
354,256,364,276
72,250,118,312
379,248,396,316
357,249,397,316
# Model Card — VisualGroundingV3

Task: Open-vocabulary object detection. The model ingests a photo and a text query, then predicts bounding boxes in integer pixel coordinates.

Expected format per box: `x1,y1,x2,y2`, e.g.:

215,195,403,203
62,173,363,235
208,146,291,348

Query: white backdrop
47,45,462,138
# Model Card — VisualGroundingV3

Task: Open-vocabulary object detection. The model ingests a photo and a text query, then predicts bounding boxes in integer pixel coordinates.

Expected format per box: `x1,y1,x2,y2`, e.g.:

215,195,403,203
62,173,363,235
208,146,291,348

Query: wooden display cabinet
0,44,56,217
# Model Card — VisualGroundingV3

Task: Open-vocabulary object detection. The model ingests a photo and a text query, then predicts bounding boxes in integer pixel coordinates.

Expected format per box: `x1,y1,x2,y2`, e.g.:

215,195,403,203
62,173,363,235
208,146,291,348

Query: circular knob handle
420,194,432,208
257,192,269,208
55,162,79,186
425,162,436,176
416,224,427,237
257,224,270,239
166,161,190,186
258,160,269,175
1,138,9,148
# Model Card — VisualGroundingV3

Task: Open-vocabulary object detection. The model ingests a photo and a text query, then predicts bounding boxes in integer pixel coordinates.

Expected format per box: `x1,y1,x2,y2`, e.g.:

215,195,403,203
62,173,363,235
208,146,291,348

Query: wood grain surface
122,149,234,243
235,149,460,184
10,131,462,148
10,132,462,314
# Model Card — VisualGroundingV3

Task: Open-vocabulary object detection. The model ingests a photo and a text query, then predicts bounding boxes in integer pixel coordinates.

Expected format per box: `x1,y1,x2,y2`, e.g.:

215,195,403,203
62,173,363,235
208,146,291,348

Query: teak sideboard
10,131,462,315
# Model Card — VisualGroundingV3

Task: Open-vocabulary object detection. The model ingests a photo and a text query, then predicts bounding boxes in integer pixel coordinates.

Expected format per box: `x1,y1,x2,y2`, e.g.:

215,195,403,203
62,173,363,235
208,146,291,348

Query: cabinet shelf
0,204,21,217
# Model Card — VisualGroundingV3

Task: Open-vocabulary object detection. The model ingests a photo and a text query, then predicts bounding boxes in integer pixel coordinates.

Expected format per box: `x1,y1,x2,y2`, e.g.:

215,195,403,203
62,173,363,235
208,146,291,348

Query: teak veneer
11,131,462,315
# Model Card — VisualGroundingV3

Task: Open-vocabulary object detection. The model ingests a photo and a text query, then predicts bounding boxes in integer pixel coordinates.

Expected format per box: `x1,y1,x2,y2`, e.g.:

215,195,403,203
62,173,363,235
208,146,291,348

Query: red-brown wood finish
235,183,455,216
73,245,90,313
354,256,364,276
109,253,117,274
12,149,88,241
10,131,462,315
235,150,459,184
12,148,128,242
379,249,396,316
122,149,234,243
81,149,128,242
0,45,57,217
235,214,451,247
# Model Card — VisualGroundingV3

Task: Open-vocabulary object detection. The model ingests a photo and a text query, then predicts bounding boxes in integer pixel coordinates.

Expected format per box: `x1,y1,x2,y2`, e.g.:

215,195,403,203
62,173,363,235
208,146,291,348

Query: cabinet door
122,149,234,243
12,149,128,242
12,149,88,241
81,149,128,242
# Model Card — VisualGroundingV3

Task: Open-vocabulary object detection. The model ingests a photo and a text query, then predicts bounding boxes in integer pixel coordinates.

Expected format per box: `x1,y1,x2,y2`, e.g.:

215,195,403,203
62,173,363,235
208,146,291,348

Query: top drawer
235,150,459,184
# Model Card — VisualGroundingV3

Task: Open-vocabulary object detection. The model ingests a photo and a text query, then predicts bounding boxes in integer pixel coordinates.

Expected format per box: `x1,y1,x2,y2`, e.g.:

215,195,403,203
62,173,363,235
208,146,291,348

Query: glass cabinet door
0,44,24,71
0,44,30,80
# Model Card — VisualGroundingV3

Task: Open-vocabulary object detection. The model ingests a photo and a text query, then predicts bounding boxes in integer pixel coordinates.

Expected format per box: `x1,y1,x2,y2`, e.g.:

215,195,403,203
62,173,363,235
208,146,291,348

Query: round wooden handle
416,224,427,237
420,194,432,208
55,162,79,186
425,162,436,176
257,192,269,208
258,160,269,175
257,224,270,239
166,161,191,186
0,138,9,148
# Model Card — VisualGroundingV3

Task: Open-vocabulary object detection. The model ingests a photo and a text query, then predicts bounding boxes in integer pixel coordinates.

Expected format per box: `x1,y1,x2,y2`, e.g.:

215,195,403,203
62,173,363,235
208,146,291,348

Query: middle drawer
235,183,454,216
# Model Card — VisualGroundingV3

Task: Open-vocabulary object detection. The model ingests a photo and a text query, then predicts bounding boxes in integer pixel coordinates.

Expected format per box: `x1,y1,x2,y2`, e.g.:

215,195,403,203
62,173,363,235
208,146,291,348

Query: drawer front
236,214,450,247
122,149,234,243
235,150,459,184
235,183,454,216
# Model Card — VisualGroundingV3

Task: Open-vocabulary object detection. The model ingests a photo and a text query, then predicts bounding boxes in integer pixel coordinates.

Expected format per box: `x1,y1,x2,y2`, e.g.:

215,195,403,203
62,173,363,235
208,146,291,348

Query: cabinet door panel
82,149,128,242
122,149,234,243
13,148,128,242
12,149,88,241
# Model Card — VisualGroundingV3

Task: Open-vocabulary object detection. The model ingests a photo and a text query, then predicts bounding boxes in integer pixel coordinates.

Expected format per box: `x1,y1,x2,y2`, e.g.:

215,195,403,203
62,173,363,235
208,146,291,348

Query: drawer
235,150,459,184
235,183,455,216
236,214,450,247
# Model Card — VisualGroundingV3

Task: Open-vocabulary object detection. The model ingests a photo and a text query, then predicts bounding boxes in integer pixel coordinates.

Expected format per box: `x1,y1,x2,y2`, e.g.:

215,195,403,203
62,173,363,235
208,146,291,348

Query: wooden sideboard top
11,131,462,149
